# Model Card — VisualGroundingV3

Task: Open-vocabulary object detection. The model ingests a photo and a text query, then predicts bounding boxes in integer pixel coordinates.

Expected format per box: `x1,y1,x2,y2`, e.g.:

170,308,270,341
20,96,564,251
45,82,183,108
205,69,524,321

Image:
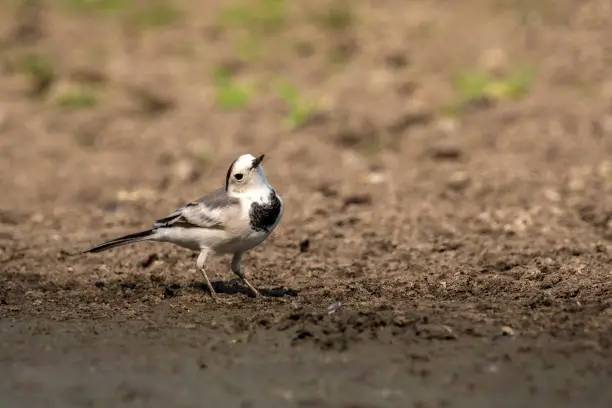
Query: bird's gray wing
152,188,240,230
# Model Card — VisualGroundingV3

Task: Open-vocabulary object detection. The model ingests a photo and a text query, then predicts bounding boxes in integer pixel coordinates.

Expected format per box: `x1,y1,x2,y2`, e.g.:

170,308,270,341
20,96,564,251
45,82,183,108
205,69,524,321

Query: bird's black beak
252,154,265,169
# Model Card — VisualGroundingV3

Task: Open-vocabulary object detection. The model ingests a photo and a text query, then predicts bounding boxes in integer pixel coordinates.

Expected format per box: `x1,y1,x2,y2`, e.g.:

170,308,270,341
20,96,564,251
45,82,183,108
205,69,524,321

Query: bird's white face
225,153,271,196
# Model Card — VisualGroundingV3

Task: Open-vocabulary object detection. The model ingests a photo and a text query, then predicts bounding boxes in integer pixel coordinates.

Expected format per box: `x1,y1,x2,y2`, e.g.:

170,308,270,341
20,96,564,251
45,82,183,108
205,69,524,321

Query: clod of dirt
217,58,246,77
396,81,417,96
317,183,338,198
293,329,314,342
120,282,137,290
7,0,45,45
127,86,175,116
427,144,463,161
0,286,10,306
539,274,562,289
446,171,471,191
299,238,310,253
366,170,386,185
463,97,496,113
387,111,433,135
576,205,612,239
334,118,379,150
432,241,462,253
331,37,359,63
341,194,372,209
484,258,519,272
0,210,24,225
385,52,410,69
73,129,98,150
416,324,457,340
150,274,165,284
196,358,208,370
0,231,13,240
55,250,71,261
140,253,159,268
164,284,181,298
157,152,176,166
26,68,55,98
501,326,516,336
261,287,299,298
334,216,360,227
102,202,119,213
327,302,342,314
69,69,108,85
524,292,554,308
294,40,315,57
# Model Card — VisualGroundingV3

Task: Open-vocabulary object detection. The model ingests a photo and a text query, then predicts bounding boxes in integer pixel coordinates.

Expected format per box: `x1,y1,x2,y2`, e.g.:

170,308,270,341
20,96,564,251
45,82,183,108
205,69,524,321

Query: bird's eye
234,173,243,181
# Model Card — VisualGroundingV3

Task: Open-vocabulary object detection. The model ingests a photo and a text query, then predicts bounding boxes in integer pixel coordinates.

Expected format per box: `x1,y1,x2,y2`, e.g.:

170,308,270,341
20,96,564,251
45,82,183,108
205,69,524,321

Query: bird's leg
231,253,260,297
197,249,217,299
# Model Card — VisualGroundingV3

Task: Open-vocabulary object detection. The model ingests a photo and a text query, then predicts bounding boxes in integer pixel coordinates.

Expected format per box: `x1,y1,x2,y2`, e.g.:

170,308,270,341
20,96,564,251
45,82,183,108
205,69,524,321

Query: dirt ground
1,1,612,407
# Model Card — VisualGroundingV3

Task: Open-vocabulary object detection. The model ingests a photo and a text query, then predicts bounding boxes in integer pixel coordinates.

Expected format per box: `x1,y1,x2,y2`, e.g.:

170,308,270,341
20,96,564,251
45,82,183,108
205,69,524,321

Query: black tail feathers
82,229,154,254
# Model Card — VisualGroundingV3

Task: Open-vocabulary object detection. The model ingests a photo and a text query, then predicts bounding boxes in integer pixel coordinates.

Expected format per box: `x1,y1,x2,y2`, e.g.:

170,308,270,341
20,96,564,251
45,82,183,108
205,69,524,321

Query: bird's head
225,153,270,196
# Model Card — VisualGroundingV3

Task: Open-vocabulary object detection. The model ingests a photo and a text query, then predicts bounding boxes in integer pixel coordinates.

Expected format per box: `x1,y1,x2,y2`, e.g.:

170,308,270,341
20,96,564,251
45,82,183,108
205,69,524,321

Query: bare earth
1,1,612,407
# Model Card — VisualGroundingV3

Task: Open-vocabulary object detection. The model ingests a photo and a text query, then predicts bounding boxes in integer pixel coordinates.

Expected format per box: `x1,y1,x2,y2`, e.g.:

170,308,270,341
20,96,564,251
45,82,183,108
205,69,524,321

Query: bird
82,153,283,299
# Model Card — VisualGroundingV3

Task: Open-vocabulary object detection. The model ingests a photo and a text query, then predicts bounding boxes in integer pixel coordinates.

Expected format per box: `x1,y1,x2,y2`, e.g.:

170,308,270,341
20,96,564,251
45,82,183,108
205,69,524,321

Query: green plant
453,70,493,102
211,67,252,110
451,66,535,108
276,80,315,130
54,83,101,109
489,66,535,100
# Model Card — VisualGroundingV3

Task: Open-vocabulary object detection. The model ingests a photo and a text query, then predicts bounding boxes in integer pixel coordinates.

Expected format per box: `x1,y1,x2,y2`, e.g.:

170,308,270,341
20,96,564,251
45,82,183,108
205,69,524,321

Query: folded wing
153,188,240,230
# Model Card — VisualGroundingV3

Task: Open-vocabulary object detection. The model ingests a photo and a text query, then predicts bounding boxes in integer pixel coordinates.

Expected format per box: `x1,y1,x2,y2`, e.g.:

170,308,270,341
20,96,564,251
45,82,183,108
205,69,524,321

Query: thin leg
231,253,260,297
197,249,217,299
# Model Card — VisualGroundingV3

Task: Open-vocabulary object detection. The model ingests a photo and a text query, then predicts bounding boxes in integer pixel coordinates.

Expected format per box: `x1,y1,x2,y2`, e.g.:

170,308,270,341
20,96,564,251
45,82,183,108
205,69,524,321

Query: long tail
82,229,155,254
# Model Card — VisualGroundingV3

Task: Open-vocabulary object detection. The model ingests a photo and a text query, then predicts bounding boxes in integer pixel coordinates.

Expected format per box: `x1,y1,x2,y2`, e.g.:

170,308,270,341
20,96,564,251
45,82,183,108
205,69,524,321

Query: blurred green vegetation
212,0,351,128
19,0,354,129
445,66,535,115
9,0,543,135
275,80,316,130
62,0,182,29
54,83,101,109
211,67,253,110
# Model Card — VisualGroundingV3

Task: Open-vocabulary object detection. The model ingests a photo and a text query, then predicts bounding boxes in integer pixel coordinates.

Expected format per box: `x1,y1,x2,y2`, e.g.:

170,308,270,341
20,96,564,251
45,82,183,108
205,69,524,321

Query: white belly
153,226,270,254
214,229,269,254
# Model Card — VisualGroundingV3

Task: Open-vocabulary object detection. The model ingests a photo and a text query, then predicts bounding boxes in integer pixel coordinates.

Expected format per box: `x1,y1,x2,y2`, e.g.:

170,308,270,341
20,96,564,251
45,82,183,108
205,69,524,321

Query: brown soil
1,1,612,407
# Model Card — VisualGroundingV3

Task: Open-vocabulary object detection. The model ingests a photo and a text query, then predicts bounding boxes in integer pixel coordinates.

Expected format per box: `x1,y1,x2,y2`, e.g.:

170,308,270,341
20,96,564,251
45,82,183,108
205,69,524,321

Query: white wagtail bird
83,153,283,299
